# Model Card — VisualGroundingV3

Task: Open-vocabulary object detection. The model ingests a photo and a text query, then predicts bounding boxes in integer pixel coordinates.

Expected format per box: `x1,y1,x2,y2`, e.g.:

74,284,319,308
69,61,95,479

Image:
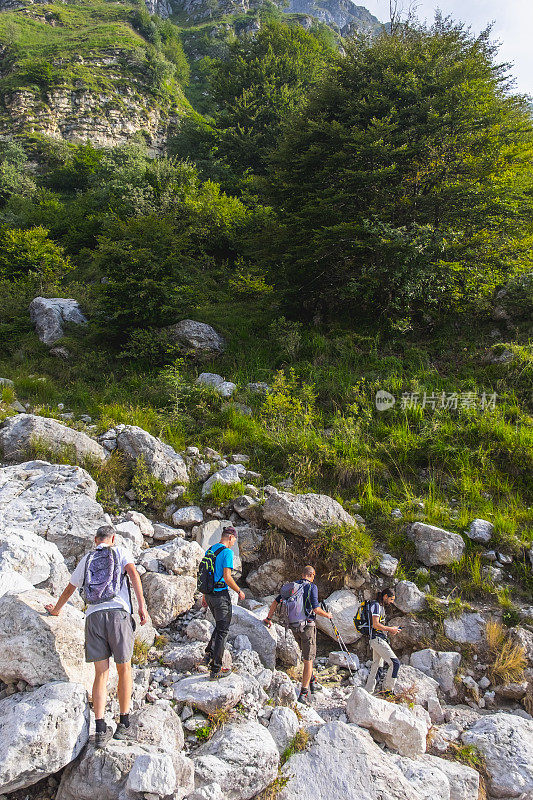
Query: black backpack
197,544,226,594
353,599,372,636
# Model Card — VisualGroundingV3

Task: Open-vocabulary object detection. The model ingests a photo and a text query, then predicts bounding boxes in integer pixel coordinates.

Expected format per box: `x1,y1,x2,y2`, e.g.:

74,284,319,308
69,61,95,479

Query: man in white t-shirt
45,525,147,748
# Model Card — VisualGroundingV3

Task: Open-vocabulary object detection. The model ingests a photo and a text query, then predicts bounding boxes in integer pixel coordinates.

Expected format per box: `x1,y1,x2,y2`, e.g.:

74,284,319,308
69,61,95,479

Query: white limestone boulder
225,605,277,669
262,490,356,539
29,297,87,344
0,414,105,464
461,712,533,798
128,702,185,752
186,617,214,643
467,519,494,544
115,424,189,485
164,319,225,357
161,538,204,576
408,523,464,566
410,649,462,696
394,580,426,613
193,718,279,800
202,464,243,497
393,665,440,709
141,572,196,627
0,567,34,598
173,673,245,714
278,721,424,800
172,505,204,527
390,754,450,800
0,528,69,590
421,754,480,800
346,686,430,755
0,589,94,690
443,613,486,644
315,589,361,645
246,558,285,595
0,681,89,793
268,706,300,753
0,461,108,567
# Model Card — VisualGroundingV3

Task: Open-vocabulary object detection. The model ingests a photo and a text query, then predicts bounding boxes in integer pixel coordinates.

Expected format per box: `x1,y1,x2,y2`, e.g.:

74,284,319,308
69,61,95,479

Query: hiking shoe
94,725,113,749
309,677,322,694
202,652,213,667
376,690,395,701
209,667,231,680
113,722,131,741
297,689,311,706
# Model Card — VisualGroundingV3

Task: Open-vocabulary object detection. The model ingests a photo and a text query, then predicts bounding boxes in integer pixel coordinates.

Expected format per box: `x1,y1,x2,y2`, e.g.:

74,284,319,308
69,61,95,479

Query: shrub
485,619,526,685
0,226,72,283
311,521,375,579
131,455,167,509
132,639,150,665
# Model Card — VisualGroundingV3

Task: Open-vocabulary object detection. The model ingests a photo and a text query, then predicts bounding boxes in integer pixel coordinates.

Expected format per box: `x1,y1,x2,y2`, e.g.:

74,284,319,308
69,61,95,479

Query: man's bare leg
92,659,110,719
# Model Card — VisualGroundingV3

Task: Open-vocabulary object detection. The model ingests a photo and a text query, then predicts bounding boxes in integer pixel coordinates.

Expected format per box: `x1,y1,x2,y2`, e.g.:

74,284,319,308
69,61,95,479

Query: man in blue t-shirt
202,526,244,680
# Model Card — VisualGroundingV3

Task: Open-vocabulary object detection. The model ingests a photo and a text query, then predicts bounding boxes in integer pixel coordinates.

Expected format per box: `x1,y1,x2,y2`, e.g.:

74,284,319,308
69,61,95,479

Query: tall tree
264,17,533,324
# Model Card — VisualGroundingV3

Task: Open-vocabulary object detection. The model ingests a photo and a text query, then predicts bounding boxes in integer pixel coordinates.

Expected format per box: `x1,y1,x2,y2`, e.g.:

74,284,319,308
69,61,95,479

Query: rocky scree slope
0,387,533,800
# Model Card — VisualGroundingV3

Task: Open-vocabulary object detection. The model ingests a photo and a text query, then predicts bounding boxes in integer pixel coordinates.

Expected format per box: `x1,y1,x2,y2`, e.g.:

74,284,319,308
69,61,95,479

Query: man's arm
372,615,400,635
125,563,148,625
314,606,332,619
45,584,77,616
223,567,245,601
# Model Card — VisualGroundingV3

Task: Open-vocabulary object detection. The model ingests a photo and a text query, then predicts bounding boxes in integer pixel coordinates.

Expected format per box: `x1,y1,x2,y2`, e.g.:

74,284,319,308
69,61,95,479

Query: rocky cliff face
283,0,380,34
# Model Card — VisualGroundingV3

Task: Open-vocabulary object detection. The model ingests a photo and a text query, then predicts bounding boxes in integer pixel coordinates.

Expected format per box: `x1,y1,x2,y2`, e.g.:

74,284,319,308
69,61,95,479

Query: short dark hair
221,526,237,539
95,525,115,542
377,588,395,602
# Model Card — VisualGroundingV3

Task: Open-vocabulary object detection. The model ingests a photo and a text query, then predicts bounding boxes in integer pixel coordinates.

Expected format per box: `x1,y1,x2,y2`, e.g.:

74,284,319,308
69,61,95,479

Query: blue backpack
278,581,307,628
81,547,122,605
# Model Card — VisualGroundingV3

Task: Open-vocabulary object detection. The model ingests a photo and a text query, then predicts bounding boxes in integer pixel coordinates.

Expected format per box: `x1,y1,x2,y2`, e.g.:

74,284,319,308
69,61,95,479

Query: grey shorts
290,621,317,661
85,609,134,664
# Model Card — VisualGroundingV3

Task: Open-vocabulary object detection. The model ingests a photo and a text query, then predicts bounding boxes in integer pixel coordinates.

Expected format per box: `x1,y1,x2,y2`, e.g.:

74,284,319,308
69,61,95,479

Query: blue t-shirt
210,544,234,592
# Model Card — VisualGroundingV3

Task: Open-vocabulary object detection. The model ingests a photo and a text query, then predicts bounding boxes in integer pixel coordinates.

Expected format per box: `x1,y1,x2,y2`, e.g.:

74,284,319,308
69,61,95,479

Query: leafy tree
0,226,72,283
0,141,35,204
208,20,335,174
265,18,533,323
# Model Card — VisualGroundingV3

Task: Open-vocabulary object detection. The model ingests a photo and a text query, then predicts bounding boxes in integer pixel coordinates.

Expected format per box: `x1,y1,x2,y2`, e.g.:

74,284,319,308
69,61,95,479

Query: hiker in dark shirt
365,588,401,698
264,565,332,705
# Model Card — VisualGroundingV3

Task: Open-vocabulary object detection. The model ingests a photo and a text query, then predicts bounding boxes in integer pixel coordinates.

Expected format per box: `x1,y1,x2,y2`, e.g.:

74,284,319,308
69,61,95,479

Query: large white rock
278,721,424,800
0,527,69,589
186,617,215,643
391,754,450,800
128,703,185,752
0,681,89,793
141,572,196,627
0,567,34,598
202,465,243,497
268,706,300,753
315,589,361,645
29,297,87,345
346,687,430,755
226,605,277,669
0,589,94,690
115,424,188,485
126,752,176,796
0,414,106,464
467,519,494,544
163,640,231,672
262,490,356,539
235,524,264,562
161,538,204,576
172,505,204,527
113,520,144,554
193,719,279,800
196,373,237,397
57,738,194,800
123,509,154,538
421,755,480,800
408,523,465,566
274,622,301,666
394,580,426,613
393,665,440,709
246,559,285,596
195,519,242,576
173,673,245,714
166,319,225,356
462,712,533,798
0,461,107,567
410,649,462,695
443,613,486,644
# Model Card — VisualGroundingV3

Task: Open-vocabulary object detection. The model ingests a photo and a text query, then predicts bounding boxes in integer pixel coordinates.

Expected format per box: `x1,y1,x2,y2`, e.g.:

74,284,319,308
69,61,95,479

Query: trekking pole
321,601,356,680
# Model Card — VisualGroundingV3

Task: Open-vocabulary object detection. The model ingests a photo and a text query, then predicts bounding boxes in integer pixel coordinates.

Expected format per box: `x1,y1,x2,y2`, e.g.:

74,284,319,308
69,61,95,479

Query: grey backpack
278,581,307,628
81,547,122,605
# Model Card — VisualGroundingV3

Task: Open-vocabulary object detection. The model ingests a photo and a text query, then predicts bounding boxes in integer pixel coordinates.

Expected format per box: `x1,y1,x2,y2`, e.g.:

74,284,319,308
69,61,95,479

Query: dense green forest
0,7,532,602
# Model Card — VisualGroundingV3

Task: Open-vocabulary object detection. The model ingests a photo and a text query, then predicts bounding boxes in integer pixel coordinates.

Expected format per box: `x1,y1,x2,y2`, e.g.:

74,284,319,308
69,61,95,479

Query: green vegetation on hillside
0,11,531,606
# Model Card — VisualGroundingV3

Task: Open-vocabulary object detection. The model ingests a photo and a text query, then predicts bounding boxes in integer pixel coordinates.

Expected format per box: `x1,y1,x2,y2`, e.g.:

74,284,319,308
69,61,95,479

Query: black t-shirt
276,579,319,621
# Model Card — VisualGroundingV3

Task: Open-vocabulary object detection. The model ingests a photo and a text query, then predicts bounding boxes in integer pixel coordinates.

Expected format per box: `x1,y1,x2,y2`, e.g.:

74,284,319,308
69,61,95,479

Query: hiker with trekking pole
263,565,332,705
355,588,401,699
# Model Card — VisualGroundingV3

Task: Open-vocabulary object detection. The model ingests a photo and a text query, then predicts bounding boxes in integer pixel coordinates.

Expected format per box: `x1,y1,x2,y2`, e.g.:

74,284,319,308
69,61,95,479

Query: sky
361,0,532,95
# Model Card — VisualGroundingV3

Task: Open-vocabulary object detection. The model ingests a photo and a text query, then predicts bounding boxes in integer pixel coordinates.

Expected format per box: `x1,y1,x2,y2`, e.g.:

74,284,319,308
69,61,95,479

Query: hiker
364,588,401,698
44,525,147,748
198,525,245,680
264,565,332,705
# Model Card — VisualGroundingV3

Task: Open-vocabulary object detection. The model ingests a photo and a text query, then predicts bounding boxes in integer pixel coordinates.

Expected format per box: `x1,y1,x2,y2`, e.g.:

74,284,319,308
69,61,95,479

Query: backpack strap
211,544,228,589
82,549,97,589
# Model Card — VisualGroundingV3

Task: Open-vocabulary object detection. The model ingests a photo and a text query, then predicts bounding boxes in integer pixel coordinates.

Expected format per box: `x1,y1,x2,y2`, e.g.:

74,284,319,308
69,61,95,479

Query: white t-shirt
70,544,134,617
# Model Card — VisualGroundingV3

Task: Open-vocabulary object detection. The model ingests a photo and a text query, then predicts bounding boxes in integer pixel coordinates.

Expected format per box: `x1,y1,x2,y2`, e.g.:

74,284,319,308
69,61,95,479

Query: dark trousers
205,589,232,670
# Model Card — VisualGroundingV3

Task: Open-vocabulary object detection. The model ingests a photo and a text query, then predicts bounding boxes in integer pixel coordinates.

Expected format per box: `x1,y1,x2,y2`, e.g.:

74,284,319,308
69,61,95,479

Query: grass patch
207,479,247,504
132,639,150,665
131,455,168,510
485,619,527,685
310,521,376,582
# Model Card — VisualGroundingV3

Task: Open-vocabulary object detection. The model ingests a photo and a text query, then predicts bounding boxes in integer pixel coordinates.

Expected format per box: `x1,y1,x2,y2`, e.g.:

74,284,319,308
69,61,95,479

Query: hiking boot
94,725,113,749
376,690,395,701
209,667,232,680
297,689,311,706
309,676,322,694
113,722,131,741
202,652,213,668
